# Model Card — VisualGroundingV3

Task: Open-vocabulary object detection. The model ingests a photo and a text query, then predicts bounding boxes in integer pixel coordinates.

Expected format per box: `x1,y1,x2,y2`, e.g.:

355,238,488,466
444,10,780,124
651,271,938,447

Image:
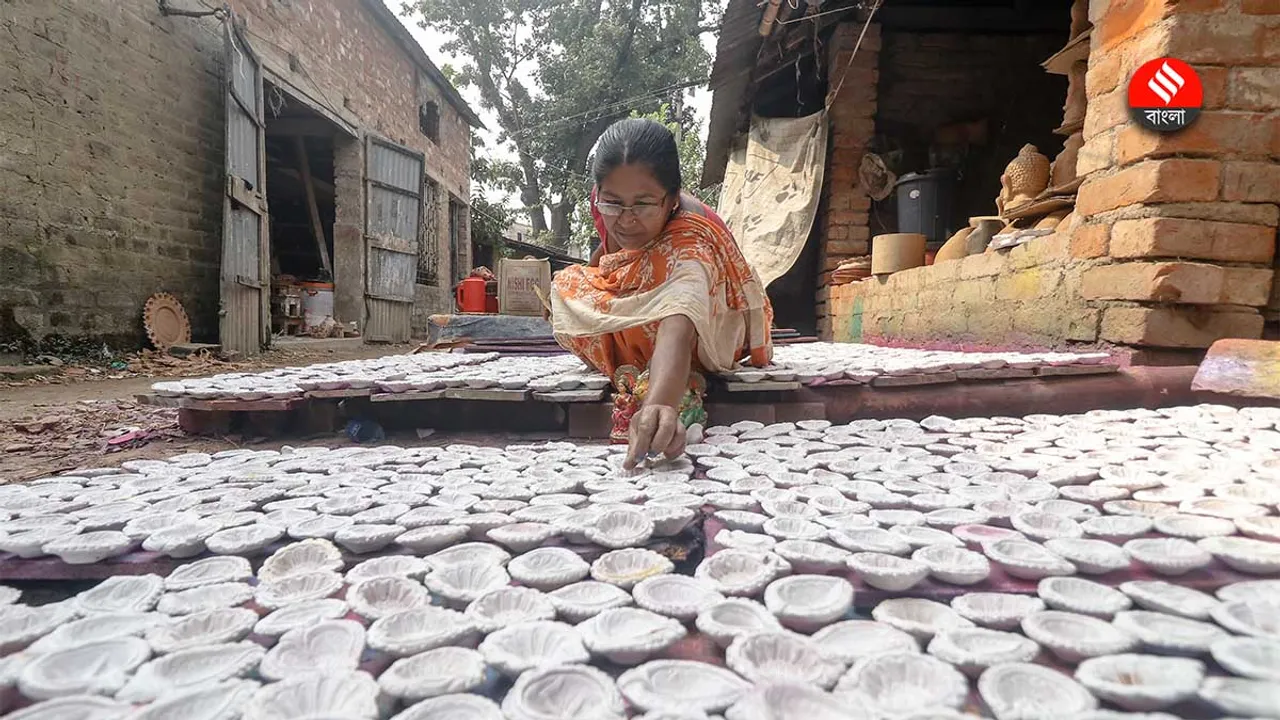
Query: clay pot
1052,132,1084,188
1034,210,1071,230
966,217,1004,255
934,228,973,264
1070,0,1091,38
1062,61,1087,129
871,233,927,275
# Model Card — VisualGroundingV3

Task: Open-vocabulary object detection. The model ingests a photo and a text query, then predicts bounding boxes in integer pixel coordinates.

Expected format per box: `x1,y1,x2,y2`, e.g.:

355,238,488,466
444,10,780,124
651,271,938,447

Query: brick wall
830,231,1104,350
230,0,471,335
1073,0,1278,349
874,31,1067,237
1,0,225,347
825,0,1280,360
816,20,880,340
0,0,471,349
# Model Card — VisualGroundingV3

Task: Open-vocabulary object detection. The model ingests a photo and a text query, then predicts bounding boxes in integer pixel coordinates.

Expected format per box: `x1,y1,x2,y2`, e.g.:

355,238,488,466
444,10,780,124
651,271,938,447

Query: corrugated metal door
220,20,269,356
364,137,424,343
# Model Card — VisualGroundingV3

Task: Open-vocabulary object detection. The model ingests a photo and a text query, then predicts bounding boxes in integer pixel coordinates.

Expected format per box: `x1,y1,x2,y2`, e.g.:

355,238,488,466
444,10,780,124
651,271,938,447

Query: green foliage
566,103,715,250
402,0,720,250
632,103,717,207
470,194,513,253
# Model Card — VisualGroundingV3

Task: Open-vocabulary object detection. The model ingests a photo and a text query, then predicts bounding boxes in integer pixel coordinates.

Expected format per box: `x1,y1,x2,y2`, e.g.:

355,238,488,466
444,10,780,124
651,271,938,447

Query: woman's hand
624,403,686,469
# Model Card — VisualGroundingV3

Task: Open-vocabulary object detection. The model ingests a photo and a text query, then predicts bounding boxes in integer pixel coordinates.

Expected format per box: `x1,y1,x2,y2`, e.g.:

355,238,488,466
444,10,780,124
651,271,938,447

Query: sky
384,0,718,206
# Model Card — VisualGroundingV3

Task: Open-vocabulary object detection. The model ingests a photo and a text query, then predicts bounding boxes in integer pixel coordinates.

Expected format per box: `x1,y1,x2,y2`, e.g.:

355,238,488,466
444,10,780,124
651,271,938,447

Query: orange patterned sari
550,211,773,381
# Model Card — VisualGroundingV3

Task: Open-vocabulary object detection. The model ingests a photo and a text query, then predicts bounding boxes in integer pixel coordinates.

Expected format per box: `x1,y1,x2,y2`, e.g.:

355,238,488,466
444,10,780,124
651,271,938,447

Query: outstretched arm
624,314,695,468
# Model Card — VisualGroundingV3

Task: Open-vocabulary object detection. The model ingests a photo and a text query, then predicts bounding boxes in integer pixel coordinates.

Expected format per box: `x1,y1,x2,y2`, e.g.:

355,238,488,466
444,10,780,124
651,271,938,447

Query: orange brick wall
816,20,880,340
1074,0,1278,348
823,0,1280,359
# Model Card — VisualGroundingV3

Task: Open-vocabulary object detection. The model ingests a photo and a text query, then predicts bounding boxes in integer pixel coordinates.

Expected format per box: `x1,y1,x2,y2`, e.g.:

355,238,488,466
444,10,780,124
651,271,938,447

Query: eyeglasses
596,195,668,220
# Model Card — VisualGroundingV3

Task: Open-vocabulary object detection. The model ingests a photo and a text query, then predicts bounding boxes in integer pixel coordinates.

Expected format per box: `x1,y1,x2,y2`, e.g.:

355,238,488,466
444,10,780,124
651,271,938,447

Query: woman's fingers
650,408,678,459
624,409,657,469
662,422,687,459
625,405,685,469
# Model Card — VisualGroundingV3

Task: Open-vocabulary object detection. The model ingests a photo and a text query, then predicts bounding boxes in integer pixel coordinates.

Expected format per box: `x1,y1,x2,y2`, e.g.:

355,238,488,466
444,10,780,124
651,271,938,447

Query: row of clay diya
1,538,1278,720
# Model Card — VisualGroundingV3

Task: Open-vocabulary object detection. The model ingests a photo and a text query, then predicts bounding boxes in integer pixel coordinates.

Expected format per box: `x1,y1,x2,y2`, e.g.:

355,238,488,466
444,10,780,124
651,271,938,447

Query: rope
825,0,884,110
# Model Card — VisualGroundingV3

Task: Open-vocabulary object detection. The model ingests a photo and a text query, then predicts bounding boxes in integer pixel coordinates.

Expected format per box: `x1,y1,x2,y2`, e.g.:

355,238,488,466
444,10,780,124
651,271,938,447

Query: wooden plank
294,135,333,275
1043,29,1092,75
955,367,1036,381
1037,364,1121,378
445,388,531,401
810,378,869,387
178,397,298,412
872,372,959,388
723,380,801,393
135,394,182,408
370,390,444,402
533,389,607,403
368,235,416,255
305,388,372,399
266,117,345,137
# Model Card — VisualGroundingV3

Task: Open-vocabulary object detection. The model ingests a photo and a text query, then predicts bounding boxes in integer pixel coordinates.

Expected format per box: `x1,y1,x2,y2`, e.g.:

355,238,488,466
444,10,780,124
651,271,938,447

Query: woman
551,118,774,468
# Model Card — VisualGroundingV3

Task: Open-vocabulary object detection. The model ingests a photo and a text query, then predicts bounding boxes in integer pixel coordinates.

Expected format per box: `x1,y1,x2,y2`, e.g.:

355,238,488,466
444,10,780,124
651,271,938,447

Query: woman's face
597,164,678,251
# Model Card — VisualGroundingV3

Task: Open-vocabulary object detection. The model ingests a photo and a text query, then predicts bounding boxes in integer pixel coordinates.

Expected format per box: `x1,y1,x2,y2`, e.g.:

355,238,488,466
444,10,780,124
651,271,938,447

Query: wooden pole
293,135,333,276
759,0,783,36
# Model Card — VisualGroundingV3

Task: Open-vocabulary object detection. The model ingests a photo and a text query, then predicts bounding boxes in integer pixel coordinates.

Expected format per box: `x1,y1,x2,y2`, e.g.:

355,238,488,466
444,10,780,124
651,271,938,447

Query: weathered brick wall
827,0,1280,360
1073,0,1278,349
228,0,471,336
816,20,879,340
0,0,470,348
229,0,470,201
1,0,225,347
830,230,1104,350
874,31,1067,237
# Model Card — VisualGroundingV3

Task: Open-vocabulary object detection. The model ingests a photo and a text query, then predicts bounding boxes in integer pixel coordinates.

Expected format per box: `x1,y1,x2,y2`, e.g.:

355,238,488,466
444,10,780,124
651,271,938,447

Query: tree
402,0,720,251
567,102,715,253
468,135,519,260
470,194,513,257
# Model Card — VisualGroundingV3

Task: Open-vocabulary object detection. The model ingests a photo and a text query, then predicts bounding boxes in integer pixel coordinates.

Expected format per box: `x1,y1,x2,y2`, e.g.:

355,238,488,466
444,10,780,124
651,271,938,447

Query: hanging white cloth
717,110,828,287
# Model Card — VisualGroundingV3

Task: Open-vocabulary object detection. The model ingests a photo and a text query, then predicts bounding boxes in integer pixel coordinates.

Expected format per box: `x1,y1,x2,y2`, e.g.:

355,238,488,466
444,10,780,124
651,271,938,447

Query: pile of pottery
724,342,1112,384
2,404,1280,718
0,442,704,565
149,353,500,400
150,353,610,400
374,354,610,394
1,547,1277,719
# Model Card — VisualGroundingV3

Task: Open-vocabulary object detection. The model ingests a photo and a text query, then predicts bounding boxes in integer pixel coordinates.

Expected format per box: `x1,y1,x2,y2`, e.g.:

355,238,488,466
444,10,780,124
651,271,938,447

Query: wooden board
445,388,531,401
954,367,1036,381
1037,364,1120,377
370,390,445,402
872,372,958,388
306,388,372,399
533,389,608,403
1042,28,1090,75
180,397,299,412
723,380,802,393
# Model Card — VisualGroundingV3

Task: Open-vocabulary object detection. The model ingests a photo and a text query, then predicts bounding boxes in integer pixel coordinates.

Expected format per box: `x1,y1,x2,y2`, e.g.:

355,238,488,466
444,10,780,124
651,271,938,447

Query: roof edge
360,0,486,129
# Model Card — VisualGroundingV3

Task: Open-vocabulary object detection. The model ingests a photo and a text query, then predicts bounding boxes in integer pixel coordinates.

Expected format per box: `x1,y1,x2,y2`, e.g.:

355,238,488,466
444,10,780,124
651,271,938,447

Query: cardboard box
498,257,552,316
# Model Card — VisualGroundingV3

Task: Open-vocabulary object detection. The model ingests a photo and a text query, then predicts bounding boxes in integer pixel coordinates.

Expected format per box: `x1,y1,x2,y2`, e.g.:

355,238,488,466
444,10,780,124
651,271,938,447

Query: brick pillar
816,19,880,340
332,134,364,328
1074,0,1279,351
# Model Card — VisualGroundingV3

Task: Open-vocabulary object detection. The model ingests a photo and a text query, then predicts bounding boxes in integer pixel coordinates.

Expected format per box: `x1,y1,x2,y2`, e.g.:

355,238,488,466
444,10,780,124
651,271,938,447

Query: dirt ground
0,342,471,482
